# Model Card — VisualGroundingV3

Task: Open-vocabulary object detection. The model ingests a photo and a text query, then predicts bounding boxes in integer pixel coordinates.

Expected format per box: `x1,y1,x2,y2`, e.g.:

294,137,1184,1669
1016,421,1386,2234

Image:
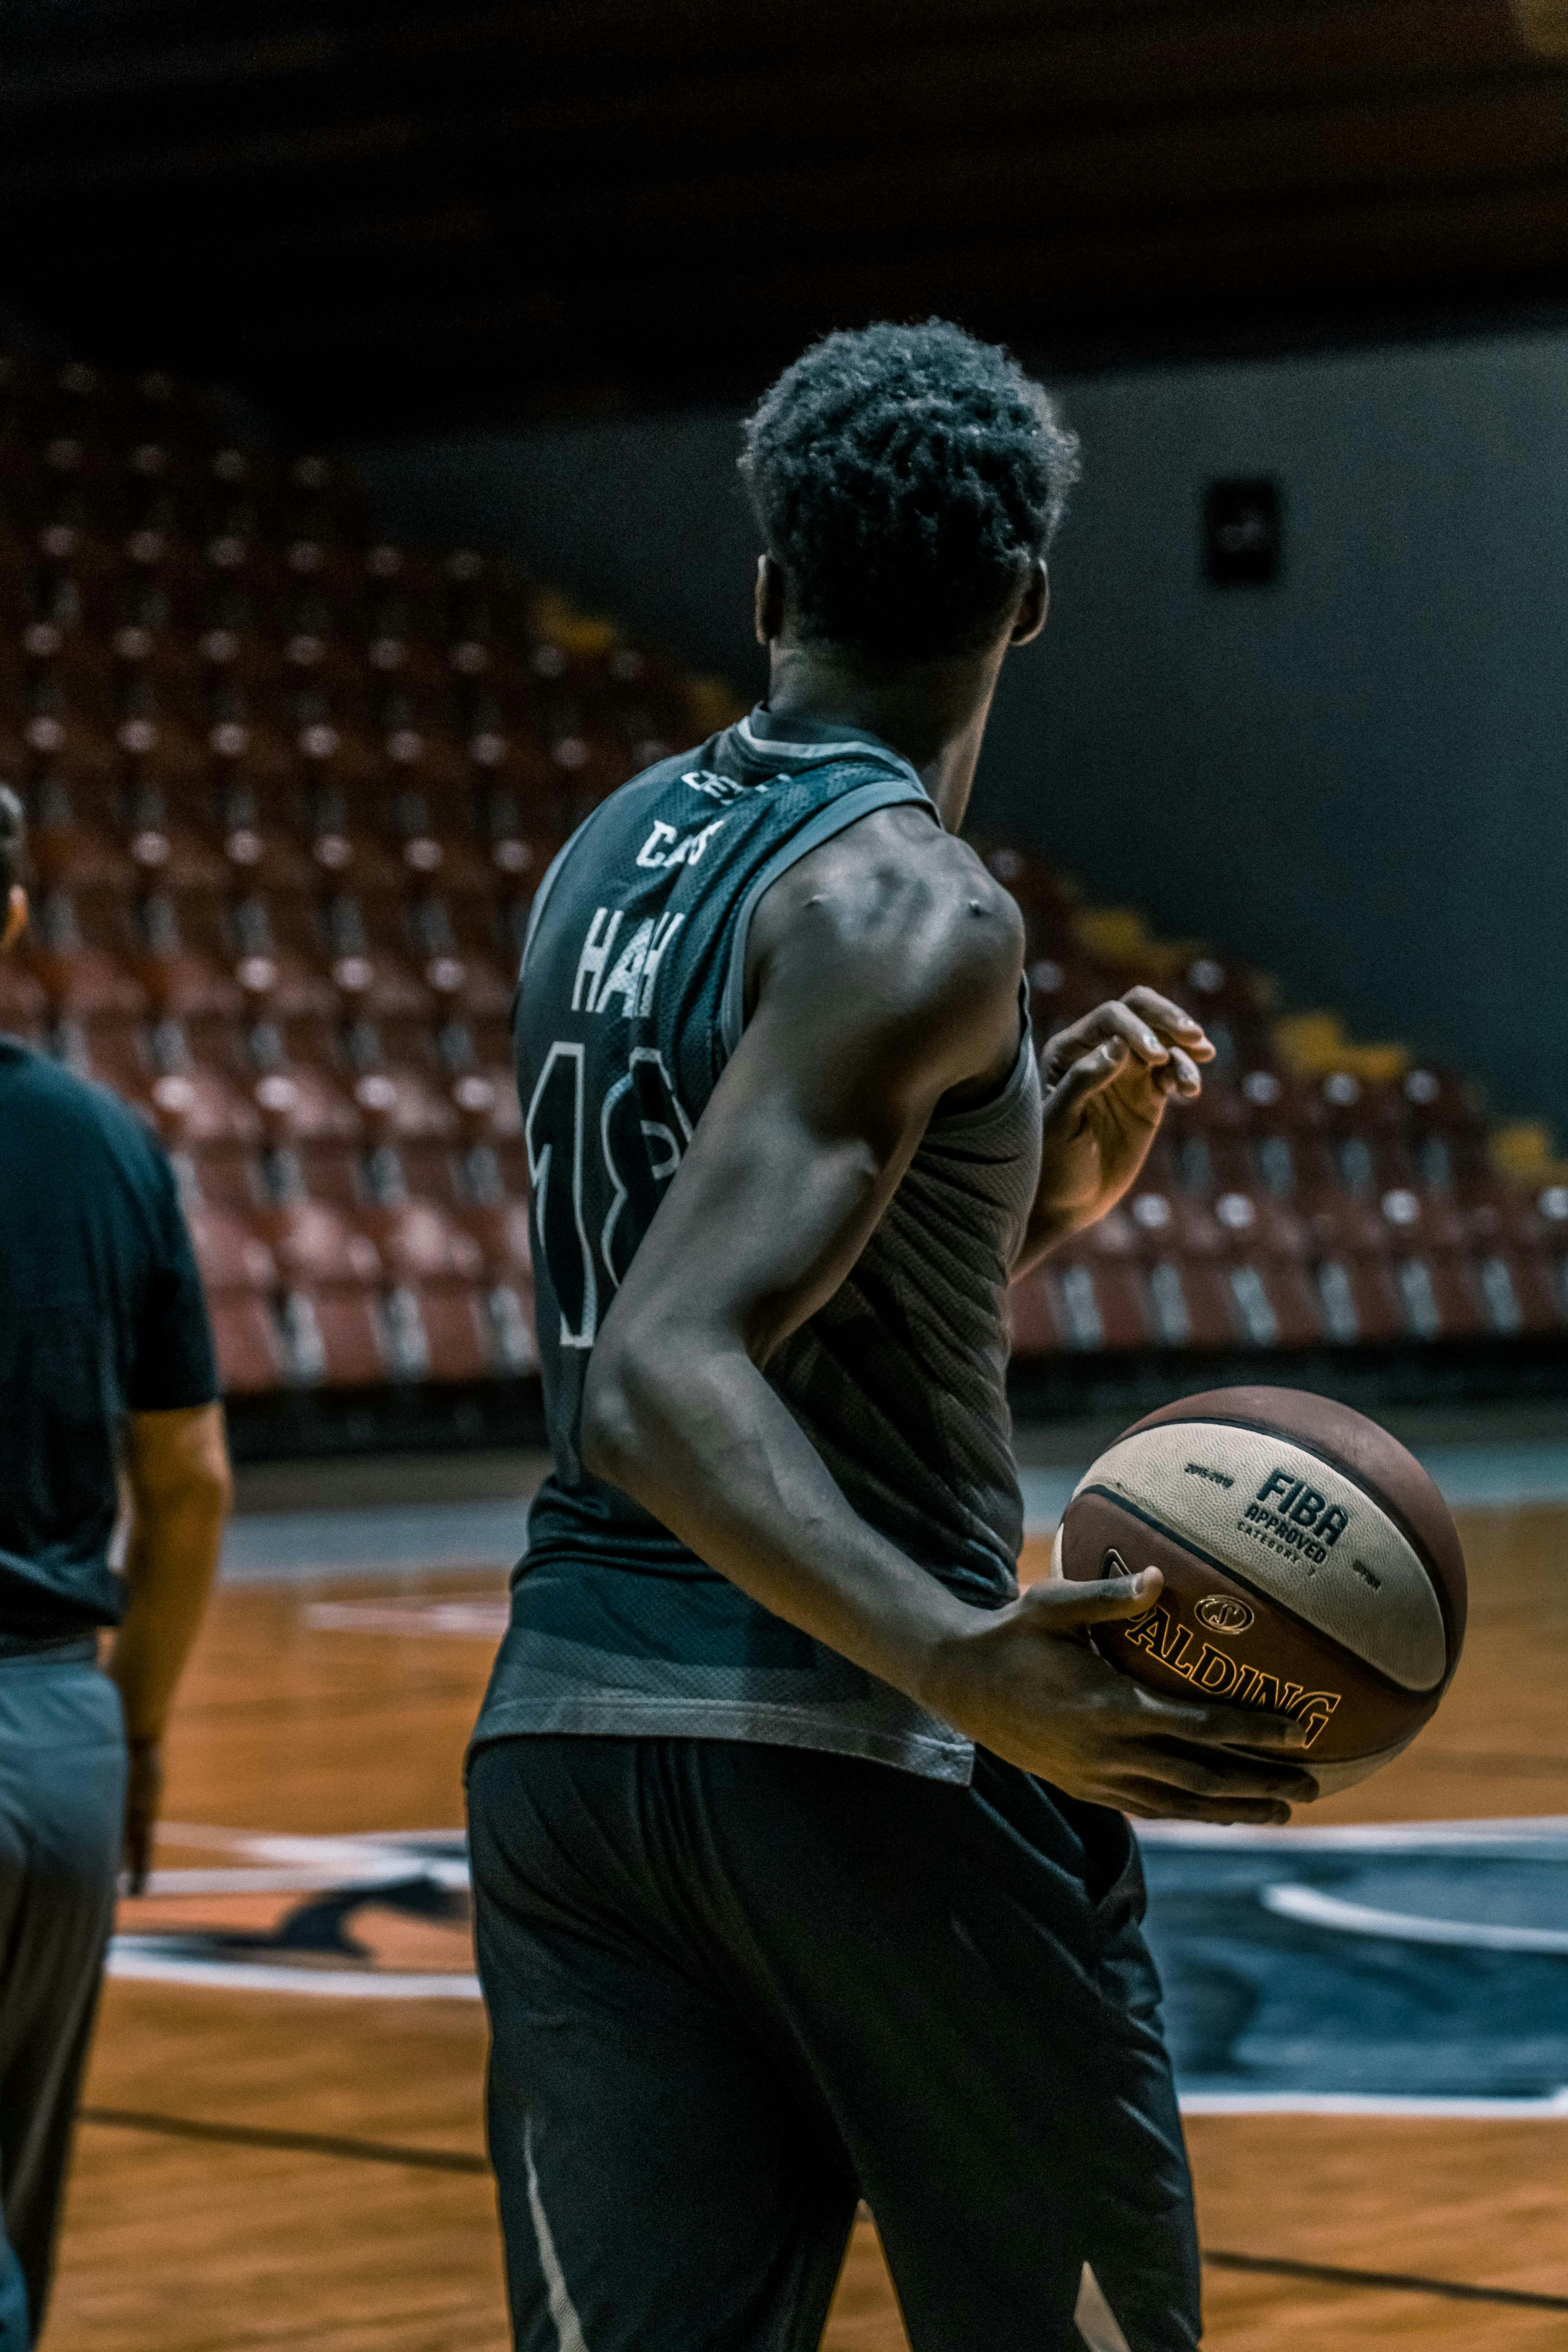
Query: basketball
1053,1387,1467,1797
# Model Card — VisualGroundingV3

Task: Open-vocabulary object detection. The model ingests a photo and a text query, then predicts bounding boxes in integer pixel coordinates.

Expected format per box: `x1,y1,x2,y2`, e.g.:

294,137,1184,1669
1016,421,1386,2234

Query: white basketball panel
1070,1421,1447,1692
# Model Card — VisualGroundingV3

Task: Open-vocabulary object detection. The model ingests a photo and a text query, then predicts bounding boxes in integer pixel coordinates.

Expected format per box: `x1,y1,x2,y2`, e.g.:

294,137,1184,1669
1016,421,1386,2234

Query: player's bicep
599,909,1013,1367
597,1000,930,1368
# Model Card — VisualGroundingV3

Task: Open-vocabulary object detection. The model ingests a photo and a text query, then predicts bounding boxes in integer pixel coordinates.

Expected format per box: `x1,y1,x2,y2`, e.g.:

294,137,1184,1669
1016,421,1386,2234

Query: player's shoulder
748,804,1024,1051
765,802,1022,975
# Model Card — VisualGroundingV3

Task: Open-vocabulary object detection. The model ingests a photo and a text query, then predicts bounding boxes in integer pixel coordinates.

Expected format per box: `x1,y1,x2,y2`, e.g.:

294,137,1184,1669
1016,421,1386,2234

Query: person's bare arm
111,1401,232,1889
582,820,1316,1820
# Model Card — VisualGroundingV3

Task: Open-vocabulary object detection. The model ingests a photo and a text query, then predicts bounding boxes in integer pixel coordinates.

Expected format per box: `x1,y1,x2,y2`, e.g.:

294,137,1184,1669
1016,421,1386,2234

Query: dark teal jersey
473,707,1042,1782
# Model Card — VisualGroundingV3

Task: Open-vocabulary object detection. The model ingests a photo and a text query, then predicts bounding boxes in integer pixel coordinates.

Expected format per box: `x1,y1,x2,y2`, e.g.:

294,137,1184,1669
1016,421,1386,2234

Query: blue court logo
1140,1817,1568,2115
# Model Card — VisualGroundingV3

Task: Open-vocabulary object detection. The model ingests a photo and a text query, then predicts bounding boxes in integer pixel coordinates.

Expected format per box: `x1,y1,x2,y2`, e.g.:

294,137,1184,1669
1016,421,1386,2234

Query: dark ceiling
5,0,1568,437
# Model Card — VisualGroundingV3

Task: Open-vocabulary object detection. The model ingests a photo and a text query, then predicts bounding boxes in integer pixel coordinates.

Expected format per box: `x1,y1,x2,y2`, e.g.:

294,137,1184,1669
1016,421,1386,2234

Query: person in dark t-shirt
0,786,231,2347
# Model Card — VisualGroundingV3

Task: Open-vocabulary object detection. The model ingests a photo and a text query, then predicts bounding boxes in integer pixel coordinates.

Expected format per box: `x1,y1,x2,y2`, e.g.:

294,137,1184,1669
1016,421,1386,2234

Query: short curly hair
739,319,1080,662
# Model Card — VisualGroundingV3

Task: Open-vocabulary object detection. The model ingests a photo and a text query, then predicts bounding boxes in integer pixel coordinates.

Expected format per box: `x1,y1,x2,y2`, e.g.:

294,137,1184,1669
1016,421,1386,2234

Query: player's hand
922,1568,1319,1823
123,1737,164,1895
1031,988,1215,1243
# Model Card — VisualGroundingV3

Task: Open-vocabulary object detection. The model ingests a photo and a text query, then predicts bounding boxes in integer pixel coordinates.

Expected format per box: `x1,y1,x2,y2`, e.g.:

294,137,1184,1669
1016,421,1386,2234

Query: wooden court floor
48,1500,1568,2349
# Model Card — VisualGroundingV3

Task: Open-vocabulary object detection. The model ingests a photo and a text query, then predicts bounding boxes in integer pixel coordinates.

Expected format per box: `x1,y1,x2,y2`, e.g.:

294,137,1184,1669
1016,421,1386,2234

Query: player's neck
763,641,1007,832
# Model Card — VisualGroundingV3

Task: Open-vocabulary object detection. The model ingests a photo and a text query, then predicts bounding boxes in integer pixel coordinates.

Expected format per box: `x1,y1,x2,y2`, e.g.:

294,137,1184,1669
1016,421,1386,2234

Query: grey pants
0,1649,125,2347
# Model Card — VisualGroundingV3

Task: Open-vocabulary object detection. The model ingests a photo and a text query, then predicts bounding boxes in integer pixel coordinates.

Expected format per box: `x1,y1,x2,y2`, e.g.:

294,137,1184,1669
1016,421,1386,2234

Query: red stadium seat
253,1200,381,1289
1316,1069,1408,1133
1051,1258,1151,1351
388,1139,469,1211
436,1015,521,1137
1006,1269,1059,1357
359,1200,485,1286
1126,1189,1223,1259
116,669,211,791
1401,1065,1485,1129
397,1284,496,1382
22,662,119,782
226,895,340,1016
486,1281,539,1374
1472,1252,1566,1337
462,1196,533,1283
343,1015,461,1139
1390,1253,1488,1342
378,693,472,801
1145,1258,1234,1350
296,778,405,895
410,895,517,1016
278,1288,387,1386
1239,1069,1327,1132
245,1014,363,1142
50,1011,152,1100
25,775,134,890
319,891,434,1017
1223,1258,1324,1348
475,782,556,889
1314,1254,1406,1345
119,779,232,890
1178,1063,1248,1133
483,1137,532,1201
25,884,147,1014
1460,1178,1550,1254
204,671,301,800
1210,1188,1311,1261
210,1298,286,1392
180,1141,267,1214
134,889,246,1014
1298,1185,1395,1258
211,787,319,895
186,1206,276,1295
279,1140,365,1209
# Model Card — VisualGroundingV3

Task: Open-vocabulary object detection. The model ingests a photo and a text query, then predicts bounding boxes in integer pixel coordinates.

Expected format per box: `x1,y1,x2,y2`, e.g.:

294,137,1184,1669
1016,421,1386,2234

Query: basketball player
0,787,231,2347
468,322,1318,2352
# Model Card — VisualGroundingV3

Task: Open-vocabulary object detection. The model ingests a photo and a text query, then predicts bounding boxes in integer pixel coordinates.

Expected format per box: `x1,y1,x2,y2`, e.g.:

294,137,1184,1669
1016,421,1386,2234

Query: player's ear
755,553,788,646
1009,561,1049,646
0,884,25,953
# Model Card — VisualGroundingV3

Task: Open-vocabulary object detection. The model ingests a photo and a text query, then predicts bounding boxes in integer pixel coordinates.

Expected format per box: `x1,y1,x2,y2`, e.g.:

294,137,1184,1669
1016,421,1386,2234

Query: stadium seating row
0,345,1561,1396
178,1136,535,1394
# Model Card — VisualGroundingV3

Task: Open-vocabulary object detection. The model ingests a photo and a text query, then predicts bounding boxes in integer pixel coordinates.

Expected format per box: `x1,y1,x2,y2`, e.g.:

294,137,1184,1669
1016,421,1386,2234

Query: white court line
1136,1814,1568,1850
1178,2090,1568,2120
1264,1882,1568,1951
130,1869,407,1896
105,1944,480,1999
302,1600,509,1637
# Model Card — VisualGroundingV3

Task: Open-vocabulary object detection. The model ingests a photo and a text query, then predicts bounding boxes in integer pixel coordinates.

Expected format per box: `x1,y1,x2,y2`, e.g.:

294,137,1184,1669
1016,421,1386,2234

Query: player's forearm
110,1479,229,1743
582,1332,980,1709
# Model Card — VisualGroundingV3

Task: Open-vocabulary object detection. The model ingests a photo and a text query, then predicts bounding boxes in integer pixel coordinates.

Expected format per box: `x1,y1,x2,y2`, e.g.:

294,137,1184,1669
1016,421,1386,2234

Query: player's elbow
580,1334,657,1491
126,1402,234,1527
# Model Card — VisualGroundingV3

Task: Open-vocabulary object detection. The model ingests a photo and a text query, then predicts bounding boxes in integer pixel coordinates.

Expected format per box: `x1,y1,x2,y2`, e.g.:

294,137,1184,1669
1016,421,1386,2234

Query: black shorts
467,1737,1200,2352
